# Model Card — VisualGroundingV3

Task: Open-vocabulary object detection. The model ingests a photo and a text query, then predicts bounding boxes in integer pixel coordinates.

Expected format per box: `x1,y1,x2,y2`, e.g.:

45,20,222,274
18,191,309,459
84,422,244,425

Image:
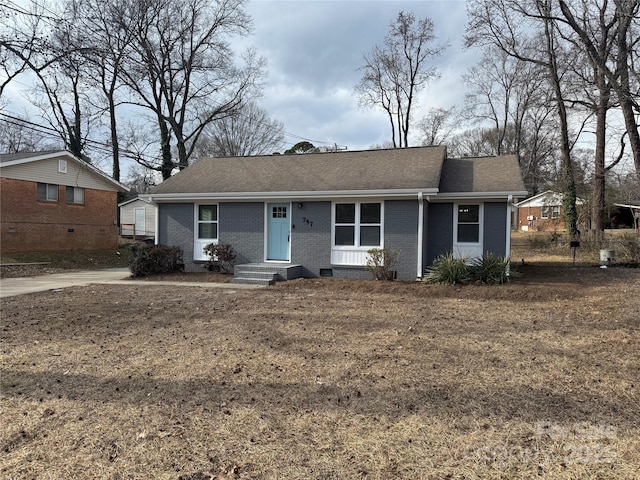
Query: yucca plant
424,252,471,285
470,253,512,285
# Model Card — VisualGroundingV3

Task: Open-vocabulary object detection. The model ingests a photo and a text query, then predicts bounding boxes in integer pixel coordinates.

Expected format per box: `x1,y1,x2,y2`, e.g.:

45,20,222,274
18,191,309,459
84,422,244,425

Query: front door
267,203,290,261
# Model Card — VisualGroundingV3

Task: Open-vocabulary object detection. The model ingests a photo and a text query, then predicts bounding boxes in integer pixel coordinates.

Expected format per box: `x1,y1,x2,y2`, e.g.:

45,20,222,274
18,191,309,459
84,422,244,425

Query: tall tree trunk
542,8,578,236
108,96,120,182
615,0,640,187
158,116,173,180
592,71,610,233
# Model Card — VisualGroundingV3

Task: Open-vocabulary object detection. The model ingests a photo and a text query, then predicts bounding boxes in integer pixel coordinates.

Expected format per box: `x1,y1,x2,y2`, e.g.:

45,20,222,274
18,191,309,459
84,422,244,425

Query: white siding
0,156,120,191
119,199,157,236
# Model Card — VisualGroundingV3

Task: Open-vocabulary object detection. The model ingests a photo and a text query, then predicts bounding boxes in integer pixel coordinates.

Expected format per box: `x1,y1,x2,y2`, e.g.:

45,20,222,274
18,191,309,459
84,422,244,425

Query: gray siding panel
219,202,264,265
483,202,507,256
384,200,418,281
291,201,332,278
158,204,195,269
426,202,453,266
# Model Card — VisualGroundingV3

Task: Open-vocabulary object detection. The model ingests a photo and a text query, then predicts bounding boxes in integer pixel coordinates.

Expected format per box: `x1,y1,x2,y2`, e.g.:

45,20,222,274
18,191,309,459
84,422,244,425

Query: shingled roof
438,155,526,193
149,146,526,198
151,146,446,195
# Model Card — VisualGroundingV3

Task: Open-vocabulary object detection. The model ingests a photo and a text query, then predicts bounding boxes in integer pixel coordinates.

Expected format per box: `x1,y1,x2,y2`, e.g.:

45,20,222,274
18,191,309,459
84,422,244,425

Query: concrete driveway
0,268,263,298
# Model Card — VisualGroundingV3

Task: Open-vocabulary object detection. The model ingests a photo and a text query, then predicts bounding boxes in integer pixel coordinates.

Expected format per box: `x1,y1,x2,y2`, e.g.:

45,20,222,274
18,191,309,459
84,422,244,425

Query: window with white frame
456,204,480,243
197,204,218,239
334,202,382,247
37,182,58,202
65,186,84,204
551,206,560,219
541,206,549,219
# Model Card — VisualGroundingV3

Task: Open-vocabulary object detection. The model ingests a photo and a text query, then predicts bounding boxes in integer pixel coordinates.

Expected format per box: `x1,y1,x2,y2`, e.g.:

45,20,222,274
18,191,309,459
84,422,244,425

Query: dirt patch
1,264,638,479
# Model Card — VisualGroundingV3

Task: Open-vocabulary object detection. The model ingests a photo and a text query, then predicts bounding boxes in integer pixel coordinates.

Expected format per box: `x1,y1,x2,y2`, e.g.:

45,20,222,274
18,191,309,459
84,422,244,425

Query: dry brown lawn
1,262,639,479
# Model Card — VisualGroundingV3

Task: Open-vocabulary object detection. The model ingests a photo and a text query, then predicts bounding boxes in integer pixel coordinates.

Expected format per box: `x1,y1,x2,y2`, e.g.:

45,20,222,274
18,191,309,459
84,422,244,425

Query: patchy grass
0,249,129,278
1,265,638,479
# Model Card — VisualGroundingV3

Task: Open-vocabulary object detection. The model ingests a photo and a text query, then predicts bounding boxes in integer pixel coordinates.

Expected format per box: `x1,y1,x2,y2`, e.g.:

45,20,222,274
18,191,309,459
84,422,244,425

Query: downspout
506,195,513,276
154,200,159,245
417,192,424,280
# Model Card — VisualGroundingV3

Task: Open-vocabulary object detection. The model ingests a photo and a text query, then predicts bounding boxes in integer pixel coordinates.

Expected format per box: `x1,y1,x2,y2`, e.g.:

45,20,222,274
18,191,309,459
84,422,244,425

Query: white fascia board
431,191,528,202
118,197,152,208
1,150,129,192
146,188,440,203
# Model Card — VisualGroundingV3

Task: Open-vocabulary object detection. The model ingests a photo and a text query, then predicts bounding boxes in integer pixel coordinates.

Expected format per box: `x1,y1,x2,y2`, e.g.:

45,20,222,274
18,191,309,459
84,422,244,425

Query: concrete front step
233,263,303,283
232,277,275,286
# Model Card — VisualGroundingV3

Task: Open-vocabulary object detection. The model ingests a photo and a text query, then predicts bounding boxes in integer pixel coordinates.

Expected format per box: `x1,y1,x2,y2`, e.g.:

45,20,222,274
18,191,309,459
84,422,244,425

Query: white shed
118,197,156,238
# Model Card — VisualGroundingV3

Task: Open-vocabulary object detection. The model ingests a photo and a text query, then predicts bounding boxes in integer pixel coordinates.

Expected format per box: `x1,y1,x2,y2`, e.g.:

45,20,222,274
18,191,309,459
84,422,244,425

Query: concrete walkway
0,268,263,298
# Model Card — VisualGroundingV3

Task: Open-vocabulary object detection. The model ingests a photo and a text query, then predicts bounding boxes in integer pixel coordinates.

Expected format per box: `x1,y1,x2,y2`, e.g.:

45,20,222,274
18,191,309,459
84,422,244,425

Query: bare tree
417,107,456,146
117,0,265,178
466,0,581,236
356,11,446,148
1,1,98,160
461,44,561,193
193,101,284,158
555,0,640,230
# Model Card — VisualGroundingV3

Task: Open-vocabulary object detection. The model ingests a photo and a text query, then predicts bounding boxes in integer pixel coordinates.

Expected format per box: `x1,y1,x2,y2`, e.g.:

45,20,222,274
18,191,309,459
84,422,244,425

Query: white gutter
154,204,159,245
432,191,529,200
417,192,424,280
144,188,440,203
506,194,513,276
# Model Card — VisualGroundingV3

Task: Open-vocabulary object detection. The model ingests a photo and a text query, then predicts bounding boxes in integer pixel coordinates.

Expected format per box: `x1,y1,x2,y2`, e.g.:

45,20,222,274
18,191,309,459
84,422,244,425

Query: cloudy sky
2,0,477,174
243,0,475,151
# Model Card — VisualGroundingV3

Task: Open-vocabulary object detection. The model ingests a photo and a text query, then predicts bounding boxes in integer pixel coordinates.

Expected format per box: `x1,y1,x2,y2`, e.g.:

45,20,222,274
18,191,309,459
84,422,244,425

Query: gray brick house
144,146,527,282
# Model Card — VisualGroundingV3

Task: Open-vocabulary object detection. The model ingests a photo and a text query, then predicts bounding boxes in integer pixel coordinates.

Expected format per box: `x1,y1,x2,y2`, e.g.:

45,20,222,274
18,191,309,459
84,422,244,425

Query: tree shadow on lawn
1,367,636,430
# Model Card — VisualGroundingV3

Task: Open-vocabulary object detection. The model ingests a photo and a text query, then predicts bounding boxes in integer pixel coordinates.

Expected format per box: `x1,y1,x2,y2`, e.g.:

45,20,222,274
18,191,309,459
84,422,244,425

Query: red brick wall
517,205,566,232
1,177,119,252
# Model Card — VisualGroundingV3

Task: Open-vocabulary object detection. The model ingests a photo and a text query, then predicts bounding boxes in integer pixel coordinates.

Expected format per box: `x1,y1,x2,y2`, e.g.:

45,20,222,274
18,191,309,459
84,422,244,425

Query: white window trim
37,182,58,202
331,201,384,266
193,203,219,261
453,203,484,259
66,186,84,204
541,206,550,219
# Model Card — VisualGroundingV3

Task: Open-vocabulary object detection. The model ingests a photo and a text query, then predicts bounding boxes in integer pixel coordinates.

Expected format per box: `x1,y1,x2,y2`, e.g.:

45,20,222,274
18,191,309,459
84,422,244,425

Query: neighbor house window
456,204,480,243
37,182,58,202
197,204,218,239
65,186,84,204
334,202,382,247
541,206,549,219
551,206,560,219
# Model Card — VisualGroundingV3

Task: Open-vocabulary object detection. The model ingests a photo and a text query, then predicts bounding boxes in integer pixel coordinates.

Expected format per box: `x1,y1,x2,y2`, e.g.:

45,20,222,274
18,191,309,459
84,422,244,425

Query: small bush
424,252,471,285
425,252,513,285
470,253,513,285
128,243,184,277
203,243,237,273
366,248,399,280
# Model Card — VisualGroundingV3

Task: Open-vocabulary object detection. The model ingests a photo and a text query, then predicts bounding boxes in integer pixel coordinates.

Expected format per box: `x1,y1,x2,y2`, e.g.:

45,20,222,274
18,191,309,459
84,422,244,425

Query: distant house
515,190,585,232
0,150,128,253
118,197,157,239
144,146,527,282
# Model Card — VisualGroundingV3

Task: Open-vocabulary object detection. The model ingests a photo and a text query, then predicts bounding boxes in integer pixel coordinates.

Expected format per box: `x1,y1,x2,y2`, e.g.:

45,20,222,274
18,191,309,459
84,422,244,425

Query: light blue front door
267,203,290,261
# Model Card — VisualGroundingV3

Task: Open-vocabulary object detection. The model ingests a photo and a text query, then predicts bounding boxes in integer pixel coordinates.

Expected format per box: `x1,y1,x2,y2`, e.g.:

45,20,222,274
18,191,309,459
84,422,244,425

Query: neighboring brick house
515,190,585,232
0,151,128,253
144,146,528,281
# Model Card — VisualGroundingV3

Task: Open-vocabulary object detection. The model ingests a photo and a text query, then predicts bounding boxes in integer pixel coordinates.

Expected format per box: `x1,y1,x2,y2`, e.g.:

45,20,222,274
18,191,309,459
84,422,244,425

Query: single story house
0,150,128,253
118,197,157,239
144,146,527,282
612,202,640,230
515,190,585,232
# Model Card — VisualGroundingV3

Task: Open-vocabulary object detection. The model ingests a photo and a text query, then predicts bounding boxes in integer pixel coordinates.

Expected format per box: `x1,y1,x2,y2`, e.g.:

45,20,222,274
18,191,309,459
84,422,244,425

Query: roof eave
144,188,440,203
431,191,528,202
0,150,129,192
